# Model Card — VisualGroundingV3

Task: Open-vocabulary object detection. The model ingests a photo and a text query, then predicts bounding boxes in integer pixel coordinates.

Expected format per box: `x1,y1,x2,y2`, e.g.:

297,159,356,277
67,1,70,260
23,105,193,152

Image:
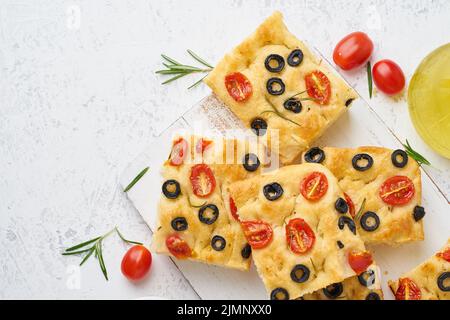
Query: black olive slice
413,206,426,222
263,183,284,201
270,287,289,300
264,54,285,73
304,147,325,163
266,78,285,96
366,292,381,300
335,197,349,214
241,244,252,259
352,153,374,171
171,217,188,231
338,216,356,235
337,240,345,249
162,179,181,199
290,264,310,283
287,49,304,67
211,235,226,251
437,272,450,292
360,211,380,232
250,118,268,136
243,153,260,172
345,98,355,107
198,204,219,225
358,269,375,287
322,282,343,299
283,98,302,113
391,149,408,168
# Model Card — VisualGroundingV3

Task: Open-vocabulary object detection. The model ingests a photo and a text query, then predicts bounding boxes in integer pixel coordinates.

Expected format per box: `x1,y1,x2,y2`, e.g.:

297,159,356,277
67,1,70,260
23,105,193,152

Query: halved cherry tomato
305,71,331,105
333,32,374,70
286,218,315,254
372,59,405,95
169,138,188,166
195,138,212,154
379,175,415,205
190,164,216,198
300,172,329,201
166,234,192,259
229,196,240,221
121,245,152,281
225,72,253,102
437,247,450,262
348,251,373,275
344,193,356,218
395,278,421,300
241,220,273,249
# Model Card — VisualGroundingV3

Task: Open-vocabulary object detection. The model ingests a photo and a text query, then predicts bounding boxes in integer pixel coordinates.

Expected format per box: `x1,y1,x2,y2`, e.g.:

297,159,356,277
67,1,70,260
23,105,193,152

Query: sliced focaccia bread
388,238,450,300
301,146,423,245
204,11,357,165
228,163,372,299
152,135,267,270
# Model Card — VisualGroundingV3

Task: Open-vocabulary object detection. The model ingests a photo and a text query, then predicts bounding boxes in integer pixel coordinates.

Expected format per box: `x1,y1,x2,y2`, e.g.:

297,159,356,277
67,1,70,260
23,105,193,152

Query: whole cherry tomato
372,59,406,95
333,32,374,70
121,245,152,281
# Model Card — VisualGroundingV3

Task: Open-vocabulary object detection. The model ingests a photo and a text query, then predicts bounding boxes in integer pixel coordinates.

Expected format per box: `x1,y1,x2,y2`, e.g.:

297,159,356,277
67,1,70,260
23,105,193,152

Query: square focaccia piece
228,163,372,299
302,264,384,300
152,135,267,270
204,11,357,165
389,238,450,300
301,146,423,245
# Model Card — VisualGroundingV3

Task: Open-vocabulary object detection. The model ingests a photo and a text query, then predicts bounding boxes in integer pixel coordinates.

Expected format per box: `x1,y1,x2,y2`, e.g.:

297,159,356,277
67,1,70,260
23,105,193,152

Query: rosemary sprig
261,98,302,127
156,50,213,88
402,139,431,166
367,61,373,98
288,90,318,102
124,167,149,192
354,198,366,221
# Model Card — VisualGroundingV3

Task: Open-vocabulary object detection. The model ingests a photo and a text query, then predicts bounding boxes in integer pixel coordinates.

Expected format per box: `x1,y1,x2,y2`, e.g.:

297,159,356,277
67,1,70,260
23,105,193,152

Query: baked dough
204,11,357,165
388,238,450,300
301,146,423,245
152,135,267,270
228,163,371,299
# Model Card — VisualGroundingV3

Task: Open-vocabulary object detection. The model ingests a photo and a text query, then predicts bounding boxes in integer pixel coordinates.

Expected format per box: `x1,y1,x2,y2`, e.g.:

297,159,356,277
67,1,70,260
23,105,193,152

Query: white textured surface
0,0,449,299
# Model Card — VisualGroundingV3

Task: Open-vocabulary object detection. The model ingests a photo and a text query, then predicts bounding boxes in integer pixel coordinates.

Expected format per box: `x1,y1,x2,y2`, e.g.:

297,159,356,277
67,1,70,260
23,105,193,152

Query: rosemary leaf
260,110,302,127
367,61,373,98
64,236,101,252
96,241,108,281
354,198,366,221
79,247,96,266
62,248,93,256
155,69,190,75
165,64,205,72
124,167,149,192
162,73,189,85
116,228,143,246
187,49,213,68
188,74,208,90
403,140,431,166
161,54,181,65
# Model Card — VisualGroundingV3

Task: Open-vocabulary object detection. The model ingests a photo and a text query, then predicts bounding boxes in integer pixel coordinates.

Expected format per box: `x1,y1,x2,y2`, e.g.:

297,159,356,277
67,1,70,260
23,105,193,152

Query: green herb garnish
124,167,149,192
402,139,431,166
367,61,373,98
260,98,302,127
354,198,366,221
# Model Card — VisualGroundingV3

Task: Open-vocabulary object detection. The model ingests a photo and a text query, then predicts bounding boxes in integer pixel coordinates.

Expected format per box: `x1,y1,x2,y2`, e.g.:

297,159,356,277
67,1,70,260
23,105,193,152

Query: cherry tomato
344,193,356,218
195,138,212,154
241,220,273,249
372,59,406,95
165,234,192,259
169,138,188,166
229,196,240,221
305,70,331,105
225,72,253,102
333,32,374,70
348,250,373,275
437,247,450,262
300,172,329,201
395,278,421,300
121,245,152,281
286,218,315,254
379,175,415,205
190,164,216,198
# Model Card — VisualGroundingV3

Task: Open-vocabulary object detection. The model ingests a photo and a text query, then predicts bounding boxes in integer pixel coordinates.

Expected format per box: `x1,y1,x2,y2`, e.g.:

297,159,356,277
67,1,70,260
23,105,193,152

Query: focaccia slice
152,135,267,270
204,11,357,165
229,163,372,299
301,146,423,245
388,238,450,300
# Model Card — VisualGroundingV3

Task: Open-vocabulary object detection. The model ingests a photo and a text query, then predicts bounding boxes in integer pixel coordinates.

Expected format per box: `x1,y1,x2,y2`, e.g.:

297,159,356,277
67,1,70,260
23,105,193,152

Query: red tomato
241,220,273,249
121,245,152,281
395,278,421,300
195,138,212,154
333,32,374,70
286,218,315,254
229,196,240,221
224,72,253,102
169,138,188,166
379,175,415,205
344,193,356,218
348,251,373,275
372,59,406,95
190,164,216,198
437,248,450,262
165,234,192,259
305,71,331,105
300,172,329,201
